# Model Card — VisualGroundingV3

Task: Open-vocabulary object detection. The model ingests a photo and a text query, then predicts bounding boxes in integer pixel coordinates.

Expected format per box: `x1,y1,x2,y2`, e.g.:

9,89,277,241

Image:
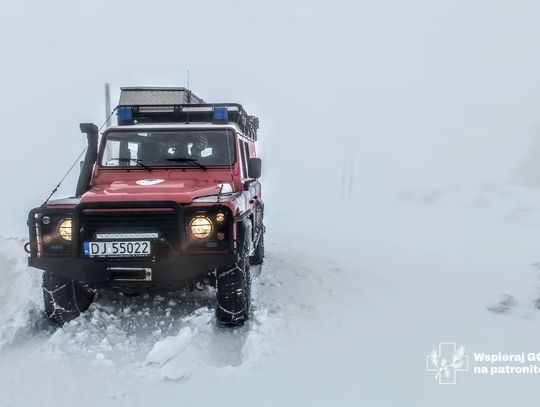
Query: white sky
1,0,540,235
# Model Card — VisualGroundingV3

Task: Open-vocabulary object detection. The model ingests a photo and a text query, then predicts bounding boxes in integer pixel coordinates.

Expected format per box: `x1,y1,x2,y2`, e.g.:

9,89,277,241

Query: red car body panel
83,169,237,204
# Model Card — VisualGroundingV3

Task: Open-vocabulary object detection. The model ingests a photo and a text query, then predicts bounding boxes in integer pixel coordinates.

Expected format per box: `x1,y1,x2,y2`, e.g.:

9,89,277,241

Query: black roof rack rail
115,87,259,140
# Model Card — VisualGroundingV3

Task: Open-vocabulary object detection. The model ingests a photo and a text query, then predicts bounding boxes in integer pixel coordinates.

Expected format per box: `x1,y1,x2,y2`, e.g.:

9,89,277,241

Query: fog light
216,232,225,240
42,216,51,225
189,216,213,239
43,235,52,244
216,212,225,223
58,219,72,241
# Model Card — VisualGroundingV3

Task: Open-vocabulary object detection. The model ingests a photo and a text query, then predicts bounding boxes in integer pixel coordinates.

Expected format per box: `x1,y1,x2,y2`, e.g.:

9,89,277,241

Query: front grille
80,209,180,259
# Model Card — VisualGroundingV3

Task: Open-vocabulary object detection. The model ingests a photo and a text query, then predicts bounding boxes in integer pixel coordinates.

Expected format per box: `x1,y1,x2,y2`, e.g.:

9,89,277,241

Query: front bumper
28,200,237,287
29,254,236,285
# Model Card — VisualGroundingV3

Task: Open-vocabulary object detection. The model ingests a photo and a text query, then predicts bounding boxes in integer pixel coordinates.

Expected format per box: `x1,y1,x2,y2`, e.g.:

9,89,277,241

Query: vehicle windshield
101,129,236,168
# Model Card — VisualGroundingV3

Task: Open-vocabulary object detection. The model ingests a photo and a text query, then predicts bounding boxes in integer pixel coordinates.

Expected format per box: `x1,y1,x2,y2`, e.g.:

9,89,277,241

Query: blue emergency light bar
114,87,259,140
114,90,259,140
213,106,229,122
117,106,134,125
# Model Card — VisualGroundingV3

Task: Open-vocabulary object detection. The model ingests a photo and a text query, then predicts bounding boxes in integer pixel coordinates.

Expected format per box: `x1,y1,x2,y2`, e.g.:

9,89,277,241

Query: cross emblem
426,343,469,384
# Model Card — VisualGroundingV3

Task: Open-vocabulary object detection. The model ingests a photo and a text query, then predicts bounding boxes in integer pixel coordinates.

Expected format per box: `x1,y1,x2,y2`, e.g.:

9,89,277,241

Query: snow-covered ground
2,185,540,406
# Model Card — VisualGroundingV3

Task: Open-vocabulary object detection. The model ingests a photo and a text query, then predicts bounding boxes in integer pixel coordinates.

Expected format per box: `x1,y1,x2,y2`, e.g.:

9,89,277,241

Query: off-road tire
42,272,95,325
250,234,265,265
216,250,251,326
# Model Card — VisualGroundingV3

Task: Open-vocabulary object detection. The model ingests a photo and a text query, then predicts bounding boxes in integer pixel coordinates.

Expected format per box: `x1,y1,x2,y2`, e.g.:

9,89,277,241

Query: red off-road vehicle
27,87,265,326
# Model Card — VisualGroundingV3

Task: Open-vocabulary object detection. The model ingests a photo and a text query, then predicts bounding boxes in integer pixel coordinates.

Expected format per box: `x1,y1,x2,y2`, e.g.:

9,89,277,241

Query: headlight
58,219,72,241
189,216,213,239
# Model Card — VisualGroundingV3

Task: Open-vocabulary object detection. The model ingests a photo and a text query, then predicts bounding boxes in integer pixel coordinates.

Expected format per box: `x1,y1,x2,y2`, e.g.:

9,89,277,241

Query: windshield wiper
109,157,152,171
165,157,207,170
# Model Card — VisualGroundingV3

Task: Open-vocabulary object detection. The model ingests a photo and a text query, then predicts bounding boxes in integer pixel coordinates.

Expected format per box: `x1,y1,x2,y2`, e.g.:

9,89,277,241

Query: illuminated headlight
216,212,225,223
189,216,213,239
58,219,73,241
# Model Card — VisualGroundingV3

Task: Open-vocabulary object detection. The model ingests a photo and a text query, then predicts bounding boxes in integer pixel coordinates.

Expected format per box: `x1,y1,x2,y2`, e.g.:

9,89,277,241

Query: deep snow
2,185,540,406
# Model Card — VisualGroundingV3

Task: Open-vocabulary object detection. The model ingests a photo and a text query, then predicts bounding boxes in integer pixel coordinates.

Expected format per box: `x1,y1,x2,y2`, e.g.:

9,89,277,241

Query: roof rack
115,87,259,141
119,87,205,105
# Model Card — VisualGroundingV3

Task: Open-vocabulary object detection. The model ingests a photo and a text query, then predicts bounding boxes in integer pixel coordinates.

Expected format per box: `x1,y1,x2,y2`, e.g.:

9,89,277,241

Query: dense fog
1,0,540,236
3,2,540,406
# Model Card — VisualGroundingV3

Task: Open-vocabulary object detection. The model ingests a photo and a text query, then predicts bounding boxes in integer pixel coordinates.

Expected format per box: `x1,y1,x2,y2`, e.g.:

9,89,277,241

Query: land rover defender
26,87,265,326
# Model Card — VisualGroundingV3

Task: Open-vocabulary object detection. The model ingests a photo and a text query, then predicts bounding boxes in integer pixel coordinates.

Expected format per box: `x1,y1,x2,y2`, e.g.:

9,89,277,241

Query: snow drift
2,186,540,406
0,237,41,349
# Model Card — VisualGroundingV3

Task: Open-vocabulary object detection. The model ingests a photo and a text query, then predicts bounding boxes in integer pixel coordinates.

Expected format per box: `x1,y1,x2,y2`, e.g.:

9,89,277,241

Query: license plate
83,241,151,257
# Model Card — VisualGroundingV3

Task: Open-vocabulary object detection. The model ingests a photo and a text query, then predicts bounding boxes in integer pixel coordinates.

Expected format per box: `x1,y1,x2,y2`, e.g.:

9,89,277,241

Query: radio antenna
186,69,191,123
187,69,191,103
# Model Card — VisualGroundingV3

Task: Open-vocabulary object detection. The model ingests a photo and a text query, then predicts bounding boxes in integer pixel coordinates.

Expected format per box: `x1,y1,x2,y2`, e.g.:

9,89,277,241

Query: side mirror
248,158,262,179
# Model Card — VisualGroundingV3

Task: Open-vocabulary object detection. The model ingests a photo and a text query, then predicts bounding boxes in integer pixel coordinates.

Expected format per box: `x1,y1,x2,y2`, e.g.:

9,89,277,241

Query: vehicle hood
81,178,227,204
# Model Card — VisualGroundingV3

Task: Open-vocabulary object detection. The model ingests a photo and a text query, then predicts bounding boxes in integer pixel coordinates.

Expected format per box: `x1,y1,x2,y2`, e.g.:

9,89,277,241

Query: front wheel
215,251,251,326
42,272,95,325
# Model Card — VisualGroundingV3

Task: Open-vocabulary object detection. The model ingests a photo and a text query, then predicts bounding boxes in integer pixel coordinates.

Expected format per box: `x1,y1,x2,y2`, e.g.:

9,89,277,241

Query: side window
244,142,251,161
242,141,251,179
240,140,248,178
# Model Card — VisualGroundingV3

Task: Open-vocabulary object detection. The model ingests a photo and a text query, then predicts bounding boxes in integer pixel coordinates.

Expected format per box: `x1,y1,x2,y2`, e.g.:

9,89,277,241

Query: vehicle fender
235,217,253,259
250,198,264,245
